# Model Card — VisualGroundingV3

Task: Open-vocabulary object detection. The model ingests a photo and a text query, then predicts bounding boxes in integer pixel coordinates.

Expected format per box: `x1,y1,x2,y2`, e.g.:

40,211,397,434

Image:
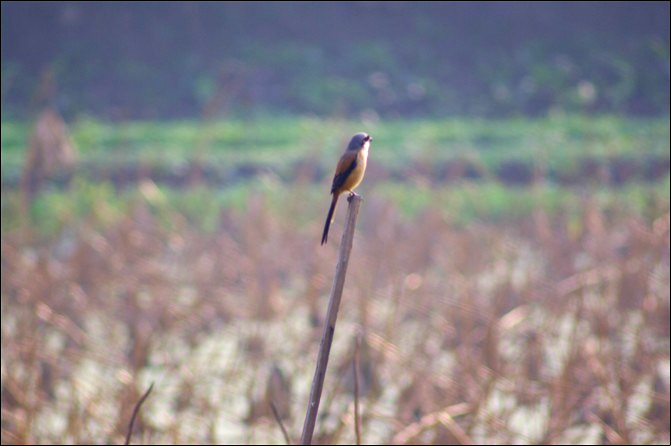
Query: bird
321,132,372,245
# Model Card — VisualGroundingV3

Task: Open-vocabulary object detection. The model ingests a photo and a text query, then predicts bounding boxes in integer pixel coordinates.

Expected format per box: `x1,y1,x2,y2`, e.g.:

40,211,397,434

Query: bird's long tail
321,194,339,245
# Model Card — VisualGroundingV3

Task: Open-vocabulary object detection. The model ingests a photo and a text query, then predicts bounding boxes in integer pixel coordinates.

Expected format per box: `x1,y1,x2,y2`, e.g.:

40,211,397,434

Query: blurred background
1,1,669,444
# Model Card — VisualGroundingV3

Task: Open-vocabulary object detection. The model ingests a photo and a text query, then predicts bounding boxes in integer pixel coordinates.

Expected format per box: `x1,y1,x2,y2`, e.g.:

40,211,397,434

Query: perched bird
321,132,372,245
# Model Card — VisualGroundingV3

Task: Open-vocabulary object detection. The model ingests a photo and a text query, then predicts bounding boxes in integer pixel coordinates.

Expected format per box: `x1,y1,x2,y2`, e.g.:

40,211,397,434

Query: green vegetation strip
2,175,668,236
2,115,669,181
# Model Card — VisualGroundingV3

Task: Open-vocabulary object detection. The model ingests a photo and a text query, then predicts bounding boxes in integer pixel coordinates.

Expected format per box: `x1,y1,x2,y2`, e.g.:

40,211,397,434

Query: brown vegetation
1,195,669,444
19,108,77,209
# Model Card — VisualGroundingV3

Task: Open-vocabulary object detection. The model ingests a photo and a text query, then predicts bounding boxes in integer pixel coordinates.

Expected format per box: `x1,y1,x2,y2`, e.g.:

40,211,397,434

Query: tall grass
2,115,669,443
1,183,669,444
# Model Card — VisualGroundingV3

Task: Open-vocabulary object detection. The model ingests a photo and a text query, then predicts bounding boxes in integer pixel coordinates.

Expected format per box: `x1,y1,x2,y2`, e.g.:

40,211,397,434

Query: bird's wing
330,151,358,194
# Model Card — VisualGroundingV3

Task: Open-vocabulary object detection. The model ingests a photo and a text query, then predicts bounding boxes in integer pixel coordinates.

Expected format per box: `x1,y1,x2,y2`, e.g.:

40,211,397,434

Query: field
1,116,670,444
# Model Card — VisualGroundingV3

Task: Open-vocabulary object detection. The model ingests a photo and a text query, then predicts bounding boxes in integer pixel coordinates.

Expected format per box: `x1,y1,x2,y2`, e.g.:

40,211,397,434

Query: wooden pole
301,194,362,445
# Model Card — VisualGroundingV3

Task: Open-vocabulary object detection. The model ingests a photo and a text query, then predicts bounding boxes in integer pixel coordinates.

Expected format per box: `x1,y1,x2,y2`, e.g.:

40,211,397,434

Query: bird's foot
347,191,361,202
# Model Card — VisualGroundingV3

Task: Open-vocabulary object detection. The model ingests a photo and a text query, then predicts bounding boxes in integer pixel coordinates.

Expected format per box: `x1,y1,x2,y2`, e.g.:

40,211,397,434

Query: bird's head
348,132,373,151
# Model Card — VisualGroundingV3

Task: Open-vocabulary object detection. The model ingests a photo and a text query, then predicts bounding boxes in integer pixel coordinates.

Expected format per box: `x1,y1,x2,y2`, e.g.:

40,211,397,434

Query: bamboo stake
301,193,362,445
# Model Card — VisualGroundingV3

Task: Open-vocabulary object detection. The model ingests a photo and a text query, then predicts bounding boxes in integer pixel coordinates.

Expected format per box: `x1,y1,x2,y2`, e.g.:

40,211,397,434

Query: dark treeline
2,1,669,120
